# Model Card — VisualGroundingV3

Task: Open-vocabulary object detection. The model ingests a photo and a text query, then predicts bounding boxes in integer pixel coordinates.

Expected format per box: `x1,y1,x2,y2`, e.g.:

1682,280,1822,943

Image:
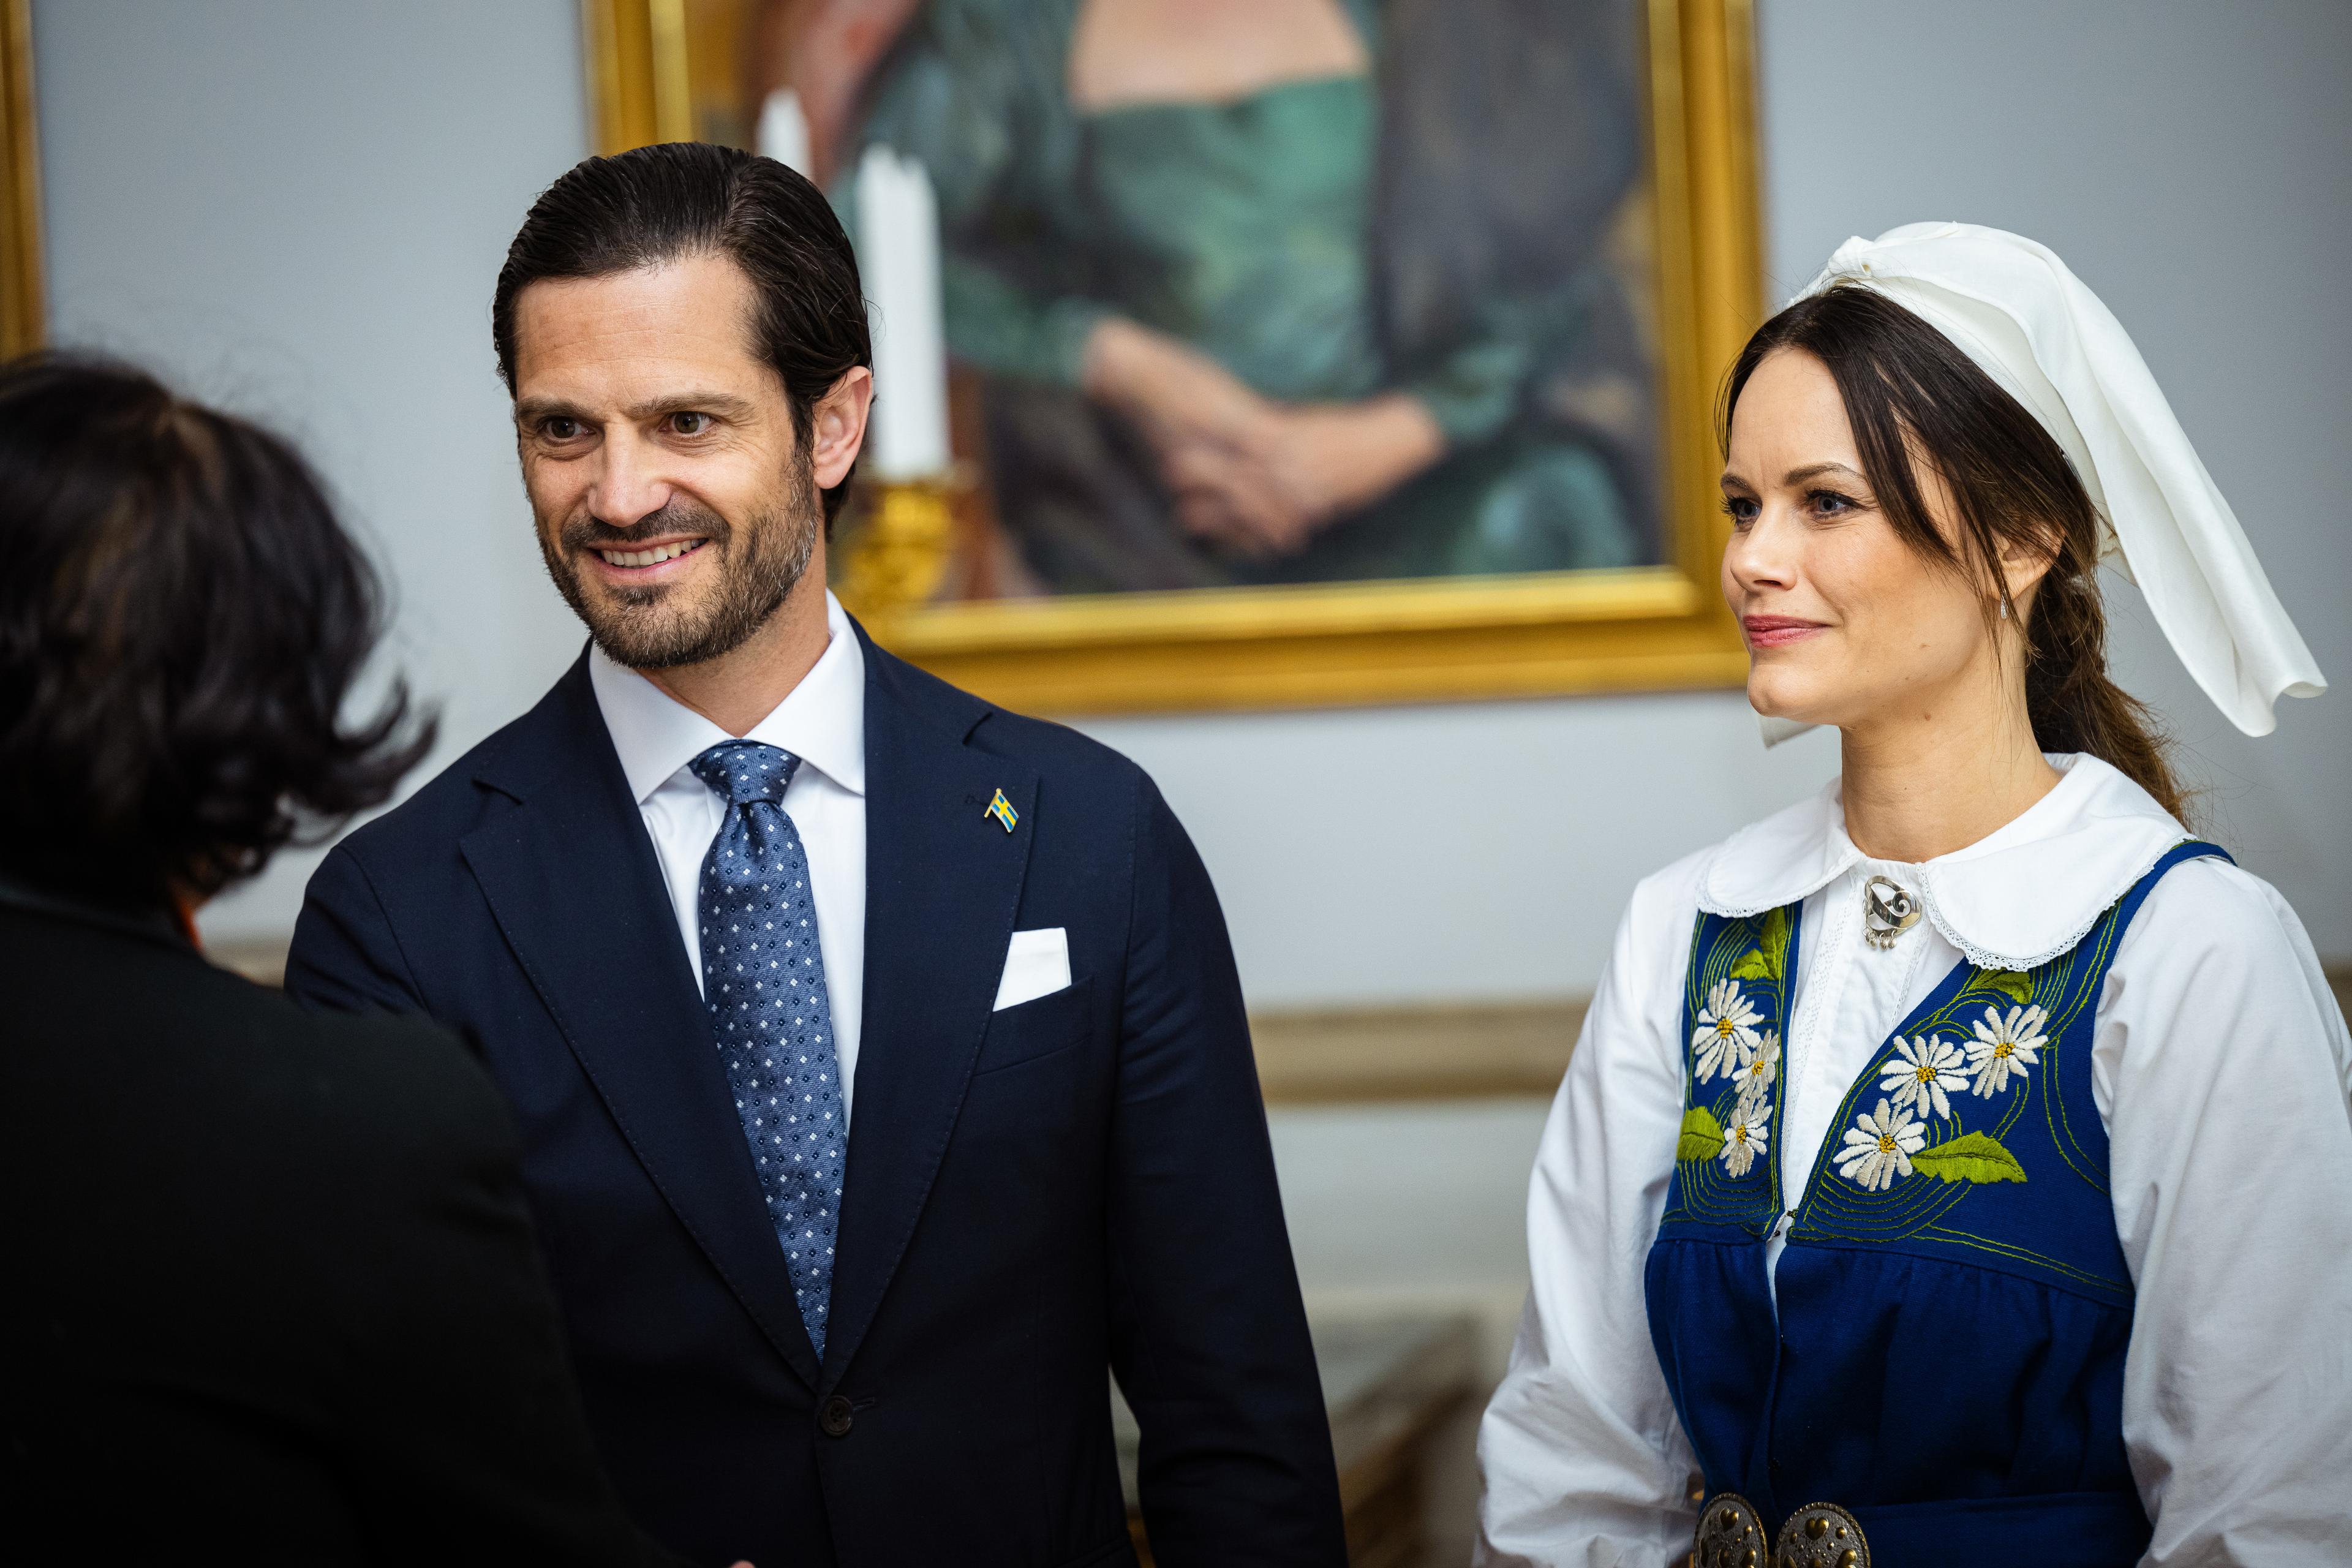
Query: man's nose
589,431,674,527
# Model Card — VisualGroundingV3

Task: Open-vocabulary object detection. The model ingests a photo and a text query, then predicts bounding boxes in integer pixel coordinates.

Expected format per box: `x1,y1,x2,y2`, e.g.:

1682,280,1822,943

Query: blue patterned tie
690,740,846,1359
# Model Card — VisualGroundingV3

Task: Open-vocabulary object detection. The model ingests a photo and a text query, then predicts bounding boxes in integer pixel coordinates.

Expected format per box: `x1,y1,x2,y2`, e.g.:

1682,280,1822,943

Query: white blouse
1475,755,2352,1568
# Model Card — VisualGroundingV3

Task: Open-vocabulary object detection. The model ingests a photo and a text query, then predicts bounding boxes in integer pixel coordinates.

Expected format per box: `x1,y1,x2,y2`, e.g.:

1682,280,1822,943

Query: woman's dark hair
0,355,434,912
491,141,873,527
1722,285,2185,820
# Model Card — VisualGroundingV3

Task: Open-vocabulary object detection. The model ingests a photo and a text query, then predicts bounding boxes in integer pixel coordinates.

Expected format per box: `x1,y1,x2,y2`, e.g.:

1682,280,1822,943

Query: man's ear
809,366,874,489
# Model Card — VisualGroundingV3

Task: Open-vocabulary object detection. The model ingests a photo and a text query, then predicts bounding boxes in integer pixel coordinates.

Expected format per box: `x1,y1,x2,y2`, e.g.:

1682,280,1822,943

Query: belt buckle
1774,1501,1869,1567
1691,1493,1767,1568
1689,1495,1869,1568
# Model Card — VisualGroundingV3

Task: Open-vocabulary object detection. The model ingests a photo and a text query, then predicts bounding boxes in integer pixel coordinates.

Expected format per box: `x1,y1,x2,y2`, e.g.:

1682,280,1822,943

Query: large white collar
587,590,867,805
1697,754,2195,971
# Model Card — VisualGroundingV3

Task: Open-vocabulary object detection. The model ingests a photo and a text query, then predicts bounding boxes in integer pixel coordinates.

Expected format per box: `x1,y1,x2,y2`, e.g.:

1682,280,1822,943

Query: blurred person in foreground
1476,225,2350,1567
0,356,704,1566
285,141,1343,1568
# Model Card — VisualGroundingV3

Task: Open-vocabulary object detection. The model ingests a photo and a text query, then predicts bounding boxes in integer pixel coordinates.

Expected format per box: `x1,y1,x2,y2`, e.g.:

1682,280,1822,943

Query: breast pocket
971,973,1095,1077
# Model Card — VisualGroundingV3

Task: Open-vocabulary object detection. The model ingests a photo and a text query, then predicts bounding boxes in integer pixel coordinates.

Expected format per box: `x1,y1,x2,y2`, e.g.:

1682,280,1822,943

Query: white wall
36,0,592,943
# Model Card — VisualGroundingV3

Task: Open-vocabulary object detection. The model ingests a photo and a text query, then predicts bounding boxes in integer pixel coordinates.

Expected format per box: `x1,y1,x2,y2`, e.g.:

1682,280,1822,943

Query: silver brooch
1861,875,1921,951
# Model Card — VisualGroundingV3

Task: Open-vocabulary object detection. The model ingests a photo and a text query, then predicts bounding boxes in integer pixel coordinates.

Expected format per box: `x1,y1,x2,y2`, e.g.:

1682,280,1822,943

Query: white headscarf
1759,221,2324,743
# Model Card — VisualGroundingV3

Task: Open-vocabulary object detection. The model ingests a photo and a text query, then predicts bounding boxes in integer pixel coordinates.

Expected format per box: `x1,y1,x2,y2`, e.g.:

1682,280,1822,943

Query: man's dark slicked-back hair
492,141,872,524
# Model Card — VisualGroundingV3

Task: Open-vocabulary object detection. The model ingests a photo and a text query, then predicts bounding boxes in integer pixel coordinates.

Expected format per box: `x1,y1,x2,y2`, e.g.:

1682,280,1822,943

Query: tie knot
689,741,799,805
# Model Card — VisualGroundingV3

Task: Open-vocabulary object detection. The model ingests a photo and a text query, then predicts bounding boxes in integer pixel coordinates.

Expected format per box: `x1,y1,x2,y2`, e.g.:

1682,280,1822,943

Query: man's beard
539,455,821,671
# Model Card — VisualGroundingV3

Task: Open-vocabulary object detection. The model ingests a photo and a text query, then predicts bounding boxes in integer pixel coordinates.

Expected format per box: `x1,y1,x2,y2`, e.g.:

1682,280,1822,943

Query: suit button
820,1395,854,1438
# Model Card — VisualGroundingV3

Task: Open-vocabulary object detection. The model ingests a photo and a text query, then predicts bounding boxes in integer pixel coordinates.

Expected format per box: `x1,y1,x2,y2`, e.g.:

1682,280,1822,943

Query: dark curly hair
0,354,435,913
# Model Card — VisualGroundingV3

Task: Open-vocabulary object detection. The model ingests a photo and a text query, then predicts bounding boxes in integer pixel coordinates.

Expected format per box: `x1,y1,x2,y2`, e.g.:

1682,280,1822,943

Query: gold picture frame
582,0,1762,715
1,0,43,360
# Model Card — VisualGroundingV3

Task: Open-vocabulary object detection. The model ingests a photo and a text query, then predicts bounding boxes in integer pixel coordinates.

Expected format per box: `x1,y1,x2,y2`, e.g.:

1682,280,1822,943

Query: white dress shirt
1476,755,2352,1568
587,592,869,1123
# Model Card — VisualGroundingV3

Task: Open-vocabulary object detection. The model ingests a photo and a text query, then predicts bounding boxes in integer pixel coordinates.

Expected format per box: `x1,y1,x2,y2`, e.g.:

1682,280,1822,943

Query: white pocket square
992,927,1070,1011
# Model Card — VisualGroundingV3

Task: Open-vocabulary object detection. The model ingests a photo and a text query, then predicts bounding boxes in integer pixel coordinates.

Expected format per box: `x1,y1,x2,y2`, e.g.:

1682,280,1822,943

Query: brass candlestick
833,474,958,624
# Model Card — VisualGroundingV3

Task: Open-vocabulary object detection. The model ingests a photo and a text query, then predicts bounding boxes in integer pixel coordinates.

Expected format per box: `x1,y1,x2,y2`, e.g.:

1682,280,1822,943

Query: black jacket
285,627,1348,1568
0,884,677,1567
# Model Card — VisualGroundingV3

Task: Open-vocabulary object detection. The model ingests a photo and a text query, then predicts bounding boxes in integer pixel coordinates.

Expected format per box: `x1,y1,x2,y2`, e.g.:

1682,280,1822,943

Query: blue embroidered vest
1644,842,2226,1568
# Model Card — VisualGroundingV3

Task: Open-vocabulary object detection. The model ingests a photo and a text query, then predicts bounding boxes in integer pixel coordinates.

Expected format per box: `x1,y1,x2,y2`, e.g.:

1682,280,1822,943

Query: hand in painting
1083,316,1272,470
1081,317,1291,554
1237,395,1447,548
1083,317,1446,557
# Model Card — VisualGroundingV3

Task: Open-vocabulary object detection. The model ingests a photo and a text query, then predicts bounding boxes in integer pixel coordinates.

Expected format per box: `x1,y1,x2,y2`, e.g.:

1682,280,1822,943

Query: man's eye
541,417,585,442
669,412,712,436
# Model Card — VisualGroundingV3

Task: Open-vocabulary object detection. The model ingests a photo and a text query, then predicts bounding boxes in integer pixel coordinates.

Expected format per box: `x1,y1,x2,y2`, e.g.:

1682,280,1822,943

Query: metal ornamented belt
1693,1495,1868,1568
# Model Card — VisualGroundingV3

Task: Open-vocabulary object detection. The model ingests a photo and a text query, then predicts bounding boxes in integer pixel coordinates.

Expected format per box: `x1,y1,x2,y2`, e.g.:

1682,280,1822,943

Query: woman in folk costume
1475,223,2348,1568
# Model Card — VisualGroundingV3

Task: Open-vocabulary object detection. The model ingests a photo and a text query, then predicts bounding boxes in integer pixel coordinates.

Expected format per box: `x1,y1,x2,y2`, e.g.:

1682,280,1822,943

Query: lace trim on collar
1915,834,2195,972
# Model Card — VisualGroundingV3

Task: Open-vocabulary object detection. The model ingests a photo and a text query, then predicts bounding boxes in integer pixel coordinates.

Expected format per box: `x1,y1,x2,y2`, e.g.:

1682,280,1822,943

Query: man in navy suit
287,143,1344,1568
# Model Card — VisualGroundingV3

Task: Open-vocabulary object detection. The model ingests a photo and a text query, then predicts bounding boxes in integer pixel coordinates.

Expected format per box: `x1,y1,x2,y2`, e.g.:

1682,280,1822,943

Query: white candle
854,145,951,480
755,88,812,177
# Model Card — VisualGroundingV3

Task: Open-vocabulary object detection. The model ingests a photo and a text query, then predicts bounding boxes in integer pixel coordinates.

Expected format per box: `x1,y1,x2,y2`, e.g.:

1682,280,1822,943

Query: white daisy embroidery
1720,1107,1769,1178
1692,979,1763,1082
1879,1035,1968,1121
1732,1030,1781,1112
1835,1098,1926,1191
1966,1005,2048,1096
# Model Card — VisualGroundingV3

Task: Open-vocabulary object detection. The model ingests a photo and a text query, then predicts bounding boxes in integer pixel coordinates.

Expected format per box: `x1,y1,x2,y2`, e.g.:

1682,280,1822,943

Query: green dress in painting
838,0,1654,592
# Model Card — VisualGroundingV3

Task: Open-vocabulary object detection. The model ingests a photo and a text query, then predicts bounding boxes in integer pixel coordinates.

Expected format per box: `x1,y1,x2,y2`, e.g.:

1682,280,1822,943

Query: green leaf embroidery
1912,1131,2028,1185
1678,1106,1727,1163
1759,907,1790,981
1980,970,2034,1005
1727,907,1792,984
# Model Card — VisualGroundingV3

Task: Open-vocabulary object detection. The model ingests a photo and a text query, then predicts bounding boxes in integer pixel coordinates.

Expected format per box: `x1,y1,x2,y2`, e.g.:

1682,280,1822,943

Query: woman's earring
1999,598,2010,620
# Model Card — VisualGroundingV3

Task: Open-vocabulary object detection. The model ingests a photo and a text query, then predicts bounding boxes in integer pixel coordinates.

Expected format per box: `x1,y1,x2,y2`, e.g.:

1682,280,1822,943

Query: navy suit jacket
285,625,1345,1568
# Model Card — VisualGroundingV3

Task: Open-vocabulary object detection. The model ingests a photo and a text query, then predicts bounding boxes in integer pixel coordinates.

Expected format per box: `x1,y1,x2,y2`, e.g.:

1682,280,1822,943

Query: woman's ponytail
2020,540,2186,822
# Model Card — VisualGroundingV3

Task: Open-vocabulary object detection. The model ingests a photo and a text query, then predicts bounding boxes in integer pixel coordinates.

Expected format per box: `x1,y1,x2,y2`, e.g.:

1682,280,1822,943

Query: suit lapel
458,657,823,1390
824,634,1037,1384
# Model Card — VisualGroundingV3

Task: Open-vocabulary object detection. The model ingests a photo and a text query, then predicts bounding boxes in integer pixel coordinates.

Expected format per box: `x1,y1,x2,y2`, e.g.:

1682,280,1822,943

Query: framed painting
583,0,1761,714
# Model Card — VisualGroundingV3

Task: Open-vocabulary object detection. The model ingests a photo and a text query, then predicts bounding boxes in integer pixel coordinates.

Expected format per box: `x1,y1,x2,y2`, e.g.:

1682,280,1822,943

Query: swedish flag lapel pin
984,788,1020,834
